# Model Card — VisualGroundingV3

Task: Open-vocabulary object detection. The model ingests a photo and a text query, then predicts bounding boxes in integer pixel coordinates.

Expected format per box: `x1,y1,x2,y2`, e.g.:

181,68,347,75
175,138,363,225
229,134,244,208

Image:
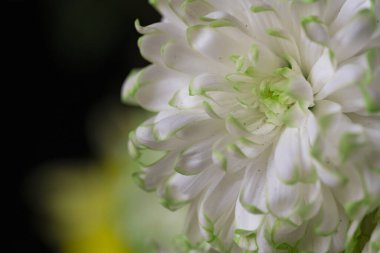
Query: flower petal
134,65,189,111
331,9,377,62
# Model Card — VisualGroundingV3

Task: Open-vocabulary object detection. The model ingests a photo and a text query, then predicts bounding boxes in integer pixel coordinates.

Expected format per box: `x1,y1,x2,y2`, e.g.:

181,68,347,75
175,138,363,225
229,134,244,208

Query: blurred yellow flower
29,105,186,253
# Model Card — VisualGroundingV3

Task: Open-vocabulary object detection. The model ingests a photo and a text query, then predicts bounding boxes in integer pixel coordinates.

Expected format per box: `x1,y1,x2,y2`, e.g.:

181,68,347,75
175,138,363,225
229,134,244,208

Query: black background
8,0,159,252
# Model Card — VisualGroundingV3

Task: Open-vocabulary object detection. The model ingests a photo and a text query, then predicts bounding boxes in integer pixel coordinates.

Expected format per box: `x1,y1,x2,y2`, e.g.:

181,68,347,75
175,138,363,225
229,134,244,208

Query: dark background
8,0,159,252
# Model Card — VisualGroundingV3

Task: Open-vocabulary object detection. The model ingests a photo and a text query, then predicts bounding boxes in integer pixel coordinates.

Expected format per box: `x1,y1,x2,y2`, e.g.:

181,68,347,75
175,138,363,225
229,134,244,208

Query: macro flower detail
123,0,380,252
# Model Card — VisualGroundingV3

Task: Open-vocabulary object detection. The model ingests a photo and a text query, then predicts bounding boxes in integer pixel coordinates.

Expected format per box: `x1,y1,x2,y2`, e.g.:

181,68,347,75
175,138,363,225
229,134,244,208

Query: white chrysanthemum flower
123,0,380,252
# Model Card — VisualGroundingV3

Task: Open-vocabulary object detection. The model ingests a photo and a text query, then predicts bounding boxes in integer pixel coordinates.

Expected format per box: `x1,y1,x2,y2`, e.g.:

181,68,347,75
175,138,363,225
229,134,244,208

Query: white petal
308,48,336,95
312,99,342,119
330,0,372,33
331,9,377,62
271,123,316,185
189,73,232,96
159,166,223,210
287,76,314,108
327,85,366,113
184,198,204,244
313,187,339,236
135,19,181,37
298,226,331,253
134,65,189,111
200,173,241,221
235,138,268,159
134,121,186,150
312,158,346,187
176,138,215,175
187,25,250,68
271,128,301,184
136,152,178,191
176,0,214,25
315,56,367,100
168,87,203,109
265,216,307,247
249,42,286,74
302,16,329,45
255,224,274,253
266,166,322,225
153,111,208,140
225,115,251,137
138,32,172,64
206,0,252,26
151,0,186,27
121,68,141,105
333,165,367,219
161,41,223,75
330,206,349,252
200,171,242,250
321,0,345,25
362,167,380,201
235,198,263,233
240,158,268,214
201,11,248,32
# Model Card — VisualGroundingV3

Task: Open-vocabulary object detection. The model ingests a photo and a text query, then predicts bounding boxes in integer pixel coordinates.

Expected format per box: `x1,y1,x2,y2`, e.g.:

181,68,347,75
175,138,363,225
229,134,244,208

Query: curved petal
331,9,377,62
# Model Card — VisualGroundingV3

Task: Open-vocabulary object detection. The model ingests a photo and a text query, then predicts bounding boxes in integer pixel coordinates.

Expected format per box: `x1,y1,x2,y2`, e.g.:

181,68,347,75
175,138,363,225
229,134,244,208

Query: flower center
253,72,296,125
229,48,311,127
